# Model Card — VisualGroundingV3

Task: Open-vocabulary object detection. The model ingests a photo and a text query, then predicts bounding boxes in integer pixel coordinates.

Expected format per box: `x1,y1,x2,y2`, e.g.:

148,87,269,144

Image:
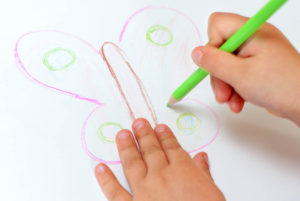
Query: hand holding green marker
167,0,288,106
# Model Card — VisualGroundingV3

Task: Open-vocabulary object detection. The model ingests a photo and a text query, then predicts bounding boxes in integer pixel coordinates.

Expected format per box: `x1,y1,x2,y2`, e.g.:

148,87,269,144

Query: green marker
167,0,288,106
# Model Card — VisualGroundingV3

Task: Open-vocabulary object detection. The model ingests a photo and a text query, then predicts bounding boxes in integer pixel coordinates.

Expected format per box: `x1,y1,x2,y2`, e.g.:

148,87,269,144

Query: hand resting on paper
95,118,225,201
192,13,300,126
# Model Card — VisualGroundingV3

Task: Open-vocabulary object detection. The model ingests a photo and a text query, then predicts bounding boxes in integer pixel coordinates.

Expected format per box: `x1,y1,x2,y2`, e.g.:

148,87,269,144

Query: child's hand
192,13,300,126
95,118,226,201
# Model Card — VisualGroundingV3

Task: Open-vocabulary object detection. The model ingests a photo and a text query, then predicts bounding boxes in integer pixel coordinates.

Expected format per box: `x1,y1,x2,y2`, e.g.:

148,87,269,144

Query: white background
1,0,300,201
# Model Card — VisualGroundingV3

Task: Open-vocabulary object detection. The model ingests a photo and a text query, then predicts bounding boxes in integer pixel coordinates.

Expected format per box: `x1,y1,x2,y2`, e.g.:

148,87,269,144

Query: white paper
1,0,300,201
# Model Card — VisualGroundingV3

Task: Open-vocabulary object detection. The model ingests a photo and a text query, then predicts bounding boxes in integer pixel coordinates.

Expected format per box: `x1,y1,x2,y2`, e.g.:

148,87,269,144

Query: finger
193,152,213,181
95,163,132,201
228,92,245,113
208,12,280,57
116,129,146,184
211,76,233,103
192,46,249,86
208,12,249,46
132,118,168,170
208,12,268,58
154,124,191,164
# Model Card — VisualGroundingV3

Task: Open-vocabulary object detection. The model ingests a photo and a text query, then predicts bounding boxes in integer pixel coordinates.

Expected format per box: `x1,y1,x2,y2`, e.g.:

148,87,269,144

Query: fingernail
202,153,209,164
96,164,106,174
133,119,145,130
155,125,167,133
192,49,203,65
215,88,223,104
118,130,130,139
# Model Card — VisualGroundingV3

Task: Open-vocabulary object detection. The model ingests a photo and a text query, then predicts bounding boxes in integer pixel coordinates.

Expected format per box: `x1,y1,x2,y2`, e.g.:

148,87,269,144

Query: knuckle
109,189,124,201
123,154,142,168
209,12,223,25
136,130,155,145
118,141,135,152
234,70,250,91
140,144,162,157
120,147,140,164
200,47,217,66
123,145,136,153
209,12,234,28
100,176,113,188
263,22,277,32
262,23,283,39
161,137,181,151
135,128,152,139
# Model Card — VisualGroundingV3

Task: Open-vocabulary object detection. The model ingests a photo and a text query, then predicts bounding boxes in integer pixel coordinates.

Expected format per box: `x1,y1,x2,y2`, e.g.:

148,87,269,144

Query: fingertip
95,163,132,201
211,77,233,104
154,124,171,135
193,152,209,167
116,129,136,152
192,46,205,53
229,93,245,113
116,129,132,140
215,86,232,104
192,46,205,66
132,118,149,131
193,152,214,181
230,102,243,113
95,163,107,175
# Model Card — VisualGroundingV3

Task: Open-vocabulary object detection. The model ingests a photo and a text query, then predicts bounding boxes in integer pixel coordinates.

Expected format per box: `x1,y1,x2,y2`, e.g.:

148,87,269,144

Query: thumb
193,152,213,181
192,46,248,86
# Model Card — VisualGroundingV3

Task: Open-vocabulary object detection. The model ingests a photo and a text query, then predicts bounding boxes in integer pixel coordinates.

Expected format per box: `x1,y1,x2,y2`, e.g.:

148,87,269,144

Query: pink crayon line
119,5,203,44
81,106,121,165
14,30,103,106
184,98,221,154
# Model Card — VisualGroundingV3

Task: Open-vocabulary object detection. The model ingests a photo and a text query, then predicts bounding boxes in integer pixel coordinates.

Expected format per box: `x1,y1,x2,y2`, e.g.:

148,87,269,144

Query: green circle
146,24,173,46
97,122,123,144
176,112,201,134
43,47,76,71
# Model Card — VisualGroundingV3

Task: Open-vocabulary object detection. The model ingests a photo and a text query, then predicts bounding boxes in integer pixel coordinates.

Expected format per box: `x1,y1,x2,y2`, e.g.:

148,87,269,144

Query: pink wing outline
14,30,103,106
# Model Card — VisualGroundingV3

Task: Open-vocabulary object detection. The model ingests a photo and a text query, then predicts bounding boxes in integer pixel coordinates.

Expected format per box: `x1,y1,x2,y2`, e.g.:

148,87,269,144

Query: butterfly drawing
14,5,220,165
